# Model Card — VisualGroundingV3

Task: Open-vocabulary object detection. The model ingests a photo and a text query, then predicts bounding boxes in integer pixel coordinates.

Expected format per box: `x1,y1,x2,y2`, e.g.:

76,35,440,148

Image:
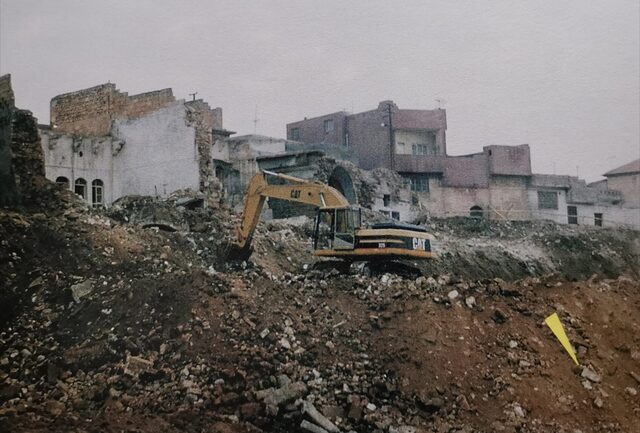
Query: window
567,206,578,225
412,144,431,156
391,211,400,220
470,206,484,219
74,178,87,199
324,119,334,133
538,191,558,210
91,179,104,207
383,194,391,207
594,213,603,227
290,128,300,140
55,176,69,189
407,175,429,192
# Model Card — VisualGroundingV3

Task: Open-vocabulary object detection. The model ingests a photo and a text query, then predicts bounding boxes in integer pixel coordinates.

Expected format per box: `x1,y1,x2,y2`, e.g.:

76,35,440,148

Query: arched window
55,176,69,189
91,179,104,207
74,178,87,199
470,205,483,219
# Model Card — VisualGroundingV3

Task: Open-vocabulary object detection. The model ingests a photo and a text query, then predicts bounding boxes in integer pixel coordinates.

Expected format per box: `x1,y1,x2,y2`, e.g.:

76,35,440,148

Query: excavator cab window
314,209,334,250
314,207,361,251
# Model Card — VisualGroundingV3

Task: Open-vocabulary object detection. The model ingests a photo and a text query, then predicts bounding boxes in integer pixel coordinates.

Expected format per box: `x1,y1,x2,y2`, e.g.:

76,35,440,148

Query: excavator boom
230,171,348,259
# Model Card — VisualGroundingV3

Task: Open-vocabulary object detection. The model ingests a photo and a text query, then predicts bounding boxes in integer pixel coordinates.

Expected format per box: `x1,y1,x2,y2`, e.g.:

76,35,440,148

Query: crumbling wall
0,74,47,206
10,109,47,203
50,83,175,136
185,100,224,208
315,158,374,208
0,74,17,205
314,158,417,221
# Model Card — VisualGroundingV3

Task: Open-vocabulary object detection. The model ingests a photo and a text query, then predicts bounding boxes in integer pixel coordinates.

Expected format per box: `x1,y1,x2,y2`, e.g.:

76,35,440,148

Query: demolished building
34,85,639,229
211,133,417,220
39,83,233,207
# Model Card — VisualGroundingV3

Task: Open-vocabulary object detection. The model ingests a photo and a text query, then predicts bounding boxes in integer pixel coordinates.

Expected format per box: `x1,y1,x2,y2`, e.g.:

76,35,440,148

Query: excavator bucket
226,241,254,262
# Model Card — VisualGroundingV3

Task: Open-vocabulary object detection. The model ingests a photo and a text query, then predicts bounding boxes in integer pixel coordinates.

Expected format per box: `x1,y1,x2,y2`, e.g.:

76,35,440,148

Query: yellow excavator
229,171,435,267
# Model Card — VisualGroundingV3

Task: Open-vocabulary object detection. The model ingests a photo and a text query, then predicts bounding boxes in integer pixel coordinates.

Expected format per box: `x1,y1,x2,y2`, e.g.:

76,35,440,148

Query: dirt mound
1,200,639,433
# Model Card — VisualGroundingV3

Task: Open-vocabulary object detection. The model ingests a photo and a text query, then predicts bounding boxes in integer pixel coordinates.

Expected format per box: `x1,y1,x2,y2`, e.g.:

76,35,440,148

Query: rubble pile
415,216,639,281
1,193,639,433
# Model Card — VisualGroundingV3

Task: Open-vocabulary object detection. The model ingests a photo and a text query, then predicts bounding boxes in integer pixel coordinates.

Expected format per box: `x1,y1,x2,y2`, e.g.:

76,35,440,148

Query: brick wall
442,153,490,188
485,144,531,176
50,83,175,135
346,107,392,170
287,111,347,145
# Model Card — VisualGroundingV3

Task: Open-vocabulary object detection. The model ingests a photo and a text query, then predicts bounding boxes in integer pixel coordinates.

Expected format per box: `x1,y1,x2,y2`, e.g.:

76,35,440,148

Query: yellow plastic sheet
545,313,579,366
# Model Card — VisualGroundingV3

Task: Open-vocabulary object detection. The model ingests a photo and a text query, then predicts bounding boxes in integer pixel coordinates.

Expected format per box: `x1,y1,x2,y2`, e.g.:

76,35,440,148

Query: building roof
604,158,640,176
226,134,293,143
255,149,324,161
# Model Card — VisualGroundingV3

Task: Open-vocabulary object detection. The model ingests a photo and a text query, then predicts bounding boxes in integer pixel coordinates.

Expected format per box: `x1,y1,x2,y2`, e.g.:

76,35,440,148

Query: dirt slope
1,195,639,433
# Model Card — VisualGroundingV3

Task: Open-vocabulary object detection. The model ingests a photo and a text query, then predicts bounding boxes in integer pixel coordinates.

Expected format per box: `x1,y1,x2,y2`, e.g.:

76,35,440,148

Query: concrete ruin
0,74,48,207
40,83,232,207
0,75,17,206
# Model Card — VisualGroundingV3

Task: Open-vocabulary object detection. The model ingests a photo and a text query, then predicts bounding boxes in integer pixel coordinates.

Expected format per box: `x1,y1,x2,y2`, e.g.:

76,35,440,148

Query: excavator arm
229,170,349,260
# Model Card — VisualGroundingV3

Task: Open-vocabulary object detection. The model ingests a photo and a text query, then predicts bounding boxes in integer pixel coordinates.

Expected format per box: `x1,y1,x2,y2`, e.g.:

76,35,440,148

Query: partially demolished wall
0,74,47,206
266,157,416,221
0,75,17,206
10,109,47,203
185,100,225,208
50,83,175,135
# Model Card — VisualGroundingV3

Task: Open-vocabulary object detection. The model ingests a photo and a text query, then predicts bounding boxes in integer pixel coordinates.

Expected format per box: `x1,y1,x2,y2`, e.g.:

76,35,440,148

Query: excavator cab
313,206,361,251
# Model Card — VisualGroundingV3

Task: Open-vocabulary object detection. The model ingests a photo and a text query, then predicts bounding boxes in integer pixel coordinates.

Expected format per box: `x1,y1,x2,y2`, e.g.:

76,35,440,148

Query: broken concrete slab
70,279,94,302
581,366,602,383
301,400,341,433
255,381,307,407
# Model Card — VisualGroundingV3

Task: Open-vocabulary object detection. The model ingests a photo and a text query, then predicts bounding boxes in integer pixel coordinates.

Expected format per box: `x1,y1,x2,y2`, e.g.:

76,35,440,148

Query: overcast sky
1,0,638,181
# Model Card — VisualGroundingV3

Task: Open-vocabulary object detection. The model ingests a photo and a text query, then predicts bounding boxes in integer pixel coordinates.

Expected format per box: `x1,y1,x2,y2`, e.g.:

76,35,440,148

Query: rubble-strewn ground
1,191,639,433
